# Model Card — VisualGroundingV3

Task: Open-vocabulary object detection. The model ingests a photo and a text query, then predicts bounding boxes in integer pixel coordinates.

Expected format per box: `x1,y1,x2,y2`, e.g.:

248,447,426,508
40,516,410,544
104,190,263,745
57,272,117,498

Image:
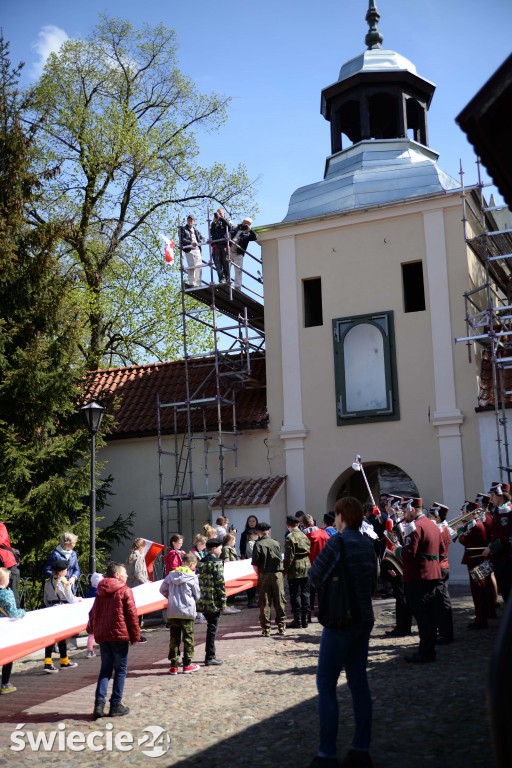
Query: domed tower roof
282,1,458,223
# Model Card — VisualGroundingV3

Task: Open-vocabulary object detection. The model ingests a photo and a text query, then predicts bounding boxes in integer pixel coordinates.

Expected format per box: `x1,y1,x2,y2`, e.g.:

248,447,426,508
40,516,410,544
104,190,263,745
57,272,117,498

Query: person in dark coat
210,208,232,283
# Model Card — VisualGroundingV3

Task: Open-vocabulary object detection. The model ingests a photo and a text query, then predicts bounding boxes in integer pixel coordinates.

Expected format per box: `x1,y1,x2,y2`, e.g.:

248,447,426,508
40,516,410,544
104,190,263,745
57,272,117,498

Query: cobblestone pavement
0,585,500,767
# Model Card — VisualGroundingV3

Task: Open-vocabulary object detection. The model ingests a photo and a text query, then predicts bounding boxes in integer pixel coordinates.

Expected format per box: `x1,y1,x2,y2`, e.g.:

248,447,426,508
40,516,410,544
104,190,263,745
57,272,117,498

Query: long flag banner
0,560,257,666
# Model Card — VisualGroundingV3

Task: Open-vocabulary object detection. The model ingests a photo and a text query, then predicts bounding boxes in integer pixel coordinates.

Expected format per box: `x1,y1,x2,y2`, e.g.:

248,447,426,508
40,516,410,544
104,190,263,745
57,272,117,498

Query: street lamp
81,400,105,574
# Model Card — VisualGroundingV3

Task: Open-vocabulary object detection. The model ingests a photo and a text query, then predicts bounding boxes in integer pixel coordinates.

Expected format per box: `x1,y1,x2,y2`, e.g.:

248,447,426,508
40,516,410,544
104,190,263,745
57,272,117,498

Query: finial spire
365,0,383,50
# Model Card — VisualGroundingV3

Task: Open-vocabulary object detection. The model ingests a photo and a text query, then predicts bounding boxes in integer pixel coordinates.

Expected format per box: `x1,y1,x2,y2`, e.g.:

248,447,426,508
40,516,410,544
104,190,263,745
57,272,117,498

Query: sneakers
195,613,207,623
0,684,17,694
138,636,148,644
92,702,105,720
67,644,78,651
277,627,286,636
261,628,270,637
60,661,78,669
86,650,96,658
204,658,223,666
222,606,240,614
183,664,200,674
108,704,130,717
168,666,179,675
44,664,59,674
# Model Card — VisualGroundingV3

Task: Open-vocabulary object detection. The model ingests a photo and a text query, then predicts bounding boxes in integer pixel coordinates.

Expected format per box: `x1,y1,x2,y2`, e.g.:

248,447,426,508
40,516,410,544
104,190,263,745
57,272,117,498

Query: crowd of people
1,483,511,766
179,210,260,289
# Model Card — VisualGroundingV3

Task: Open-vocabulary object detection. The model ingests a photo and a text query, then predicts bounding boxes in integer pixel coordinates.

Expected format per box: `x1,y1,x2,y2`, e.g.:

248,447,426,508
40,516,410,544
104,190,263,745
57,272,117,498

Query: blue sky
2,0,512,226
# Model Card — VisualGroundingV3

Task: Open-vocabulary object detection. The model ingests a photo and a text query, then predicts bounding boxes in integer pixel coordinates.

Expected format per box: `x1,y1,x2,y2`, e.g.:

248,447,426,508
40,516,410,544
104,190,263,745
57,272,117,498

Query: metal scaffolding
456,160,512,482
157,213,265,544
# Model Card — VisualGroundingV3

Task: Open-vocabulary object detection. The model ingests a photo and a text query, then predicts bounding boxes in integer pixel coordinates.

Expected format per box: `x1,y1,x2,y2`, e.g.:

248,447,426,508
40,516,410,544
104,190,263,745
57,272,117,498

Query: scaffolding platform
188,283,265,332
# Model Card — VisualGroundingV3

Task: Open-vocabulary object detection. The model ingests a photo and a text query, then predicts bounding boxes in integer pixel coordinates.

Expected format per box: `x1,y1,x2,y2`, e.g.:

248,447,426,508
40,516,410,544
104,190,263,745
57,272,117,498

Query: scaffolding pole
156,209,265,540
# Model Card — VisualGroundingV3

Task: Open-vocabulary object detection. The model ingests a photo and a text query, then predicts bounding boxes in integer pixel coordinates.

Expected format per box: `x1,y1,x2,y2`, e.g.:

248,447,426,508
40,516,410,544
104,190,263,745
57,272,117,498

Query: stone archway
326,461,419,511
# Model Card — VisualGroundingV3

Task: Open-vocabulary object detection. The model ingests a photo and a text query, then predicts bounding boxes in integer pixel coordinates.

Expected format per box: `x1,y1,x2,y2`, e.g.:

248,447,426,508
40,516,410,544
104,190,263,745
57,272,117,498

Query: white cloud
31,25,69,78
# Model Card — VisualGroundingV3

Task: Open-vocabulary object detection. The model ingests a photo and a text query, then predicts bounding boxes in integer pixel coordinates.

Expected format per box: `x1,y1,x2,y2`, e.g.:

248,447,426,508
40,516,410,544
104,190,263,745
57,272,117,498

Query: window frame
333,310,400,425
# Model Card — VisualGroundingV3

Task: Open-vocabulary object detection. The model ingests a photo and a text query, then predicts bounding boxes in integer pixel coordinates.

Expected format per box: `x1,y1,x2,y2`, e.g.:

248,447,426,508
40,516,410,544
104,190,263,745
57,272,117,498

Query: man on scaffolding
180,215,206,288
210,208,233,284
230,217,259,290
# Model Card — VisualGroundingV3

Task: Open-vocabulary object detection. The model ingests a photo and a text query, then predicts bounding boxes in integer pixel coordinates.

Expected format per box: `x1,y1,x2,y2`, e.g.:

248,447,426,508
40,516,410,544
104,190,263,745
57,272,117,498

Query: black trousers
288,577,310,617
405,579,439,660
203,611,220,661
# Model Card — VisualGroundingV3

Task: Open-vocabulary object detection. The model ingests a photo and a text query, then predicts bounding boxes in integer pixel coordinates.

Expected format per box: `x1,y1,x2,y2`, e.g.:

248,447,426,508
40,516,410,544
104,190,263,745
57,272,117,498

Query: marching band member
380,496,412,637
457,500,494,629
394,498,442,663
430,503,453,644
482,482,512,603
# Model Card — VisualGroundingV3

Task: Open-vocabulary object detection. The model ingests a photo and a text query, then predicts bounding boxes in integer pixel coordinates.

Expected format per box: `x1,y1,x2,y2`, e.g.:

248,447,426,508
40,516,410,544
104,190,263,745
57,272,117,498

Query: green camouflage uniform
284,527,311,627
251,535,286,633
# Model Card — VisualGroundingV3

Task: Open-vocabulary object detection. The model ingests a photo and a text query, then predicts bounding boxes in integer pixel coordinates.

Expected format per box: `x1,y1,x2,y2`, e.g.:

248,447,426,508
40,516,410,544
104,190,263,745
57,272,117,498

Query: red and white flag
143,539,165,581
159,233,175,264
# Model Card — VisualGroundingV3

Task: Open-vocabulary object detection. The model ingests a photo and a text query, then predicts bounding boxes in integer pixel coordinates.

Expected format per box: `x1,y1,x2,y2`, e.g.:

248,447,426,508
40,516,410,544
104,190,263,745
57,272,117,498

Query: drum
469,560,493,582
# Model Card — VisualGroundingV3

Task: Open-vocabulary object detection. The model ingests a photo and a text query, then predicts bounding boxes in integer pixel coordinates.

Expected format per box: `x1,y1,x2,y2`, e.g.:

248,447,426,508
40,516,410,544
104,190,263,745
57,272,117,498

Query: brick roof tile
209,475,286,508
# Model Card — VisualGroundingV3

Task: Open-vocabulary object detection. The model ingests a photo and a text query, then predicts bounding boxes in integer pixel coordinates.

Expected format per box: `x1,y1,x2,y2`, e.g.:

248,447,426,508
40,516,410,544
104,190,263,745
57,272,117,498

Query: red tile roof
209,475,286,508
86,354,268,439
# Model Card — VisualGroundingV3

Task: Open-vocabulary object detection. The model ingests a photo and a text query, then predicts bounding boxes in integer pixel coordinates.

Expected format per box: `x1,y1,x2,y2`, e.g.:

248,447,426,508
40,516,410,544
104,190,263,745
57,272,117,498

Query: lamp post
81,400,105,574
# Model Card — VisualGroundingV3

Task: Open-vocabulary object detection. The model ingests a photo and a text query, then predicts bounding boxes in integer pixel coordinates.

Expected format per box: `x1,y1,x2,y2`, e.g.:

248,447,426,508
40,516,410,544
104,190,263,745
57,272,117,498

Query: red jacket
86,578,140,644
0,524,17,569
401,514,442,583
303,526,329,564
164,549,184,575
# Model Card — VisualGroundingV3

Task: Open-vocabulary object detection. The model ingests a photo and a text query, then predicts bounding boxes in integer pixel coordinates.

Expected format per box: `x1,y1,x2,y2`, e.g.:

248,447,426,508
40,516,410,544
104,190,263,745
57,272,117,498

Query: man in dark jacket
179,215,206,287
87,561,140,719
229,217,259,289
210,208,232,284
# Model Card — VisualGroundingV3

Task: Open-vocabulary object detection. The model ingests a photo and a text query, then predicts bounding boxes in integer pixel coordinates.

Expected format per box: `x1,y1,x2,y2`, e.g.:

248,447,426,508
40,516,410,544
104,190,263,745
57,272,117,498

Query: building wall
259,193,486,581
98,427,272,560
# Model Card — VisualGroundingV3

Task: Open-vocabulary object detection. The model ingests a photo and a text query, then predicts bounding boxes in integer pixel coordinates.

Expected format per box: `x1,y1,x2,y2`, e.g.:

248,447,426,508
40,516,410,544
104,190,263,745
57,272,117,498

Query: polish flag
159,233,175,264
143,539,165,581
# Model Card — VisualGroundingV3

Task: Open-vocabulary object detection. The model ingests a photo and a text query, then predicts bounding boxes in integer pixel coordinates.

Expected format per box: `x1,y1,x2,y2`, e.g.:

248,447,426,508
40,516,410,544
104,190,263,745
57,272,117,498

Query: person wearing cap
457,500,494,629
430,503,454,645
42,559,83,673
381,496,412,637
482,482,512,602
229,216,259,289
284,516,311,629
196,537,226,665
179,215,206,288
394,498,442,663
251,522,286,636
210,208,233,284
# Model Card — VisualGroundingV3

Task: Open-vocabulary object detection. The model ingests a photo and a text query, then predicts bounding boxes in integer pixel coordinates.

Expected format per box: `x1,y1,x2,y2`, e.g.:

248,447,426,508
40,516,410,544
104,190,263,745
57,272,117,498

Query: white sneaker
222,606,240,614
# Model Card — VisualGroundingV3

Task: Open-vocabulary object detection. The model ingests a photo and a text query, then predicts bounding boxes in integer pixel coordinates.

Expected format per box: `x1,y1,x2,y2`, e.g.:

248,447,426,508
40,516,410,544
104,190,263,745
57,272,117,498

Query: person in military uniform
430,503,454,644
482,481,512,603
457,500,494,629
381,496,412,637
284,516,311,628
394,497,442,663
251,522,286,636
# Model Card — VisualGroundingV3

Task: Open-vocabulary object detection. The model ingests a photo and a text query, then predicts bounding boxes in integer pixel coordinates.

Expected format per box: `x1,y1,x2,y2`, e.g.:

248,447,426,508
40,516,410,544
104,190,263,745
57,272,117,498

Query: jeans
316,621,373,758
95,641,129,706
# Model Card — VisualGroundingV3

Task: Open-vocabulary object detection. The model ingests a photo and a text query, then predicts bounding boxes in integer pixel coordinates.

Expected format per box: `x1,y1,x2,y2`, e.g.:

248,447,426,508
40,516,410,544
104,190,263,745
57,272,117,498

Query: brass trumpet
446,509,480,528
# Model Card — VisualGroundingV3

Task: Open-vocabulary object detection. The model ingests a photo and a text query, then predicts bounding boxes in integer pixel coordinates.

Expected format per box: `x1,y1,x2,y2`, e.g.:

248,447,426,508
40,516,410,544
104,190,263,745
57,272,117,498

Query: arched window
333,311,400,424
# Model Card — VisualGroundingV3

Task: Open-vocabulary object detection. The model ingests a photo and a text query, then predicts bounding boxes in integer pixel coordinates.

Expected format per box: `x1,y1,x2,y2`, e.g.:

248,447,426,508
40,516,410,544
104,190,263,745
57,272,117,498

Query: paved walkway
0,585,499,767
